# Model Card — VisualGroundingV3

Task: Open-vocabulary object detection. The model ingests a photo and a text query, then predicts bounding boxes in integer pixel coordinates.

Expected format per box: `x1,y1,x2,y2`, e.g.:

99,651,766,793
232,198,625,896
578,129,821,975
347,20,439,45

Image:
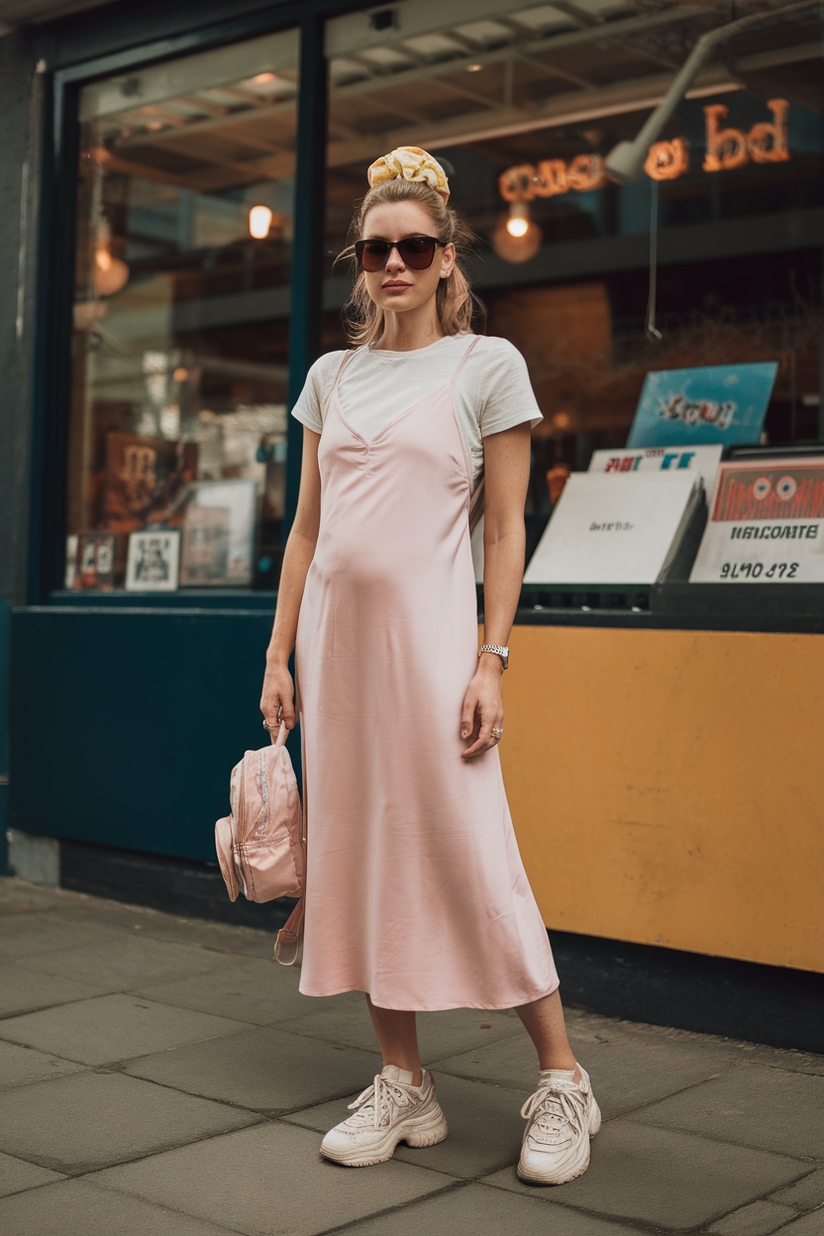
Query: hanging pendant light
506,202,530,237
93,215,129,296
492,203,541,264
249,205,273,239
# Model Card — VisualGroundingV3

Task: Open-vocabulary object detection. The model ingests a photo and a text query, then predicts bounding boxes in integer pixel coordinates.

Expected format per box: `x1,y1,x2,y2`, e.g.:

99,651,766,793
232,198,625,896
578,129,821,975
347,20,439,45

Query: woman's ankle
537,1053,578,1075
383,1062,423,1087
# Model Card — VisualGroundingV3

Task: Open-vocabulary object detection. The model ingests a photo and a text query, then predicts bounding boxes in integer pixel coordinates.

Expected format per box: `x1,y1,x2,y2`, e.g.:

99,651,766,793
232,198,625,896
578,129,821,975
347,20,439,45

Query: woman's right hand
260,661,296,730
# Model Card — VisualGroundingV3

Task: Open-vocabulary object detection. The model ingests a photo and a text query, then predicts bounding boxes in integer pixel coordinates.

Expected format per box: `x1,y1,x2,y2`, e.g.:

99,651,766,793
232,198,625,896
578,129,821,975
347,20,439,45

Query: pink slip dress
295,336,559,1010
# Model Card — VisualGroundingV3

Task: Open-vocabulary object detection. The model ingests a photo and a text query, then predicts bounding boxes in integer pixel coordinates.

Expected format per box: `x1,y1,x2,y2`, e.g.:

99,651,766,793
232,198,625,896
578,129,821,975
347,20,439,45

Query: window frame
32,0,350,606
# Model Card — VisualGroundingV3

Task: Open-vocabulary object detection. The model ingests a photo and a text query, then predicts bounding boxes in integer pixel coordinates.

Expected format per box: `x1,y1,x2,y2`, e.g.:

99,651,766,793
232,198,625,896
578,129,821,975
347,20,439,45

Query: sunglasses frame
354,235,446,272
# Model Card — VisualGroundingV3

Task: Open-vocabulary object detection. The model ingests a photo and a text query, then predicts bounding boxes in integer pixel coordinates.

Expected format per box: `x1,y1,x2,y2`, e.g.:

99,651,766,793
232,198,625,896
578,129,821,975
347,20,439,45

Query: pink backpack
215,723,305,964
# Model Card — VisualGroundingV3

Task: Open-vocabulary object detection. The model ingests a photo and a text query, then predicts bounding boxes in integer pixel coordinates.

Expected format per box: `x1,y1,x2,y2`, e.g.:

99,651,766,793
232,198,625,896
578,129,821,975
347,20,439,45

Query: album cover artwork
102,433,198,532
626,363,777,450
73,532,116,591
690,457,824,583
180,505,231,586
125,528,181,592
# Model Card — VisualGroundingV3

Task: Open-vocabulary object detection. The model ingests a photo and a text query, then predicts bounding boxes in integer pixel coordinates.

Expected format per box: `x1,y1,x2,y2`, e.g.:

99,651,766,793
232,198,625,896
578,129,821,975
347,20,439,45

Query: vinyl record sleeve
524,471,699,586
690,457,824,583
626,363,776,450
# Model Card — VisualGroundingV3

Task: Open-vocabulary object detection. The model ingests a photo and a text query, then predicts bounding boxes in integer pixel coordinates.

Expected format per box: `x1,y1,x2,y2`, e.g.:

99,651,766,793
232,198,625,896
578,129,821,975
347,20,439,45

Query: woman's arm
260,427,322,729
460,421,531,759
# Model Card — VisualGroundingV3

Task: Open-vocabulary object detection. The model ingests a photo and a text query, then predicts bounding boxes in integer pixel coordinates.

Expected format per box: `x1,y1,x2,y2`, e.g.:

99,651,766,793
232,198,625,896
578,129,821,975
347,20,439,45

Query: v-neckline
331,380,452,448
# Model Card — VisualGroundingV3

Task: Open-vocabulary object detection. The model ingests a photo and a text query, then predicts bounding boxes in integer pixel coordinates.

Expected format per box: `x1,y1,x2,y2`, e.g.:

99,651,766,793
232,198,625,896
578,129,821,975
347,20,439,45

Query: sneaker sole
320,1106,448,1168
517,1099,601,1186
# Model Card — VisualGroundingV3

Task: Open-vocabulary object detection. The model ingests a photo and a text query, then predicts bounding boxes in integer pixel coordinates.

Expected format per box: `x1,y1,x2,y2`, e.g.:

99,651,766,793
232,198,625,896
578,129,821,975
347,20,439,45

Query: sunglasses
354,235,446,272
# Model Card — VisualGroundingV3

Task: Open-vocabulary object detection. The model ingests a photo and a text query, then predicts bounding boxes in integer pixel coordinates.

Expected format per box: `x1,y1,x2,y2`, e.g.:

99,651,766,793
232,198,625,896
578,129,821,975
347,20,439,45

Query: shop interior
66,0,823,591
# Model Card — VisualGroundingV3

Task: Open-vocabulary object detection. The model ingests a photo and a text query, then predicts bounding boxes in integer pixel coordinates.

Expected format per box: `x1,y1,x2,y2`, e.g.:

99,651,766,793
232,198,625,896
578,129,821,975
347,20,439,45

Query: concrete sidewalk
0,877,822,1236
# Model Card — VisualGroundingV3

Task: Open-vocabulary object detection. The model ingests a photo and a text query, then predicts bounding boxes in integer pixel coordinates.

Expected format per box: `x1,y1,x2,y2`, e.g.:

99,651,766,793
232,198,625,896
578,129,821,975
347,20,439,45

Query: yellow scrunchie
367,146,450,202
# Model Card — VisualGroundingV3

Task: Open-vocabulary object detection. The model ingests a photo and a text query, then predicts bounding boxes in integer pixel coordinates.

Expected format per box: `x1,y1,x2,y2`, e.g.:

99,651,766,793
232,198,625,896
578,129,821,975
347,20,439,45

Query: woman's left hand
460,658,504,759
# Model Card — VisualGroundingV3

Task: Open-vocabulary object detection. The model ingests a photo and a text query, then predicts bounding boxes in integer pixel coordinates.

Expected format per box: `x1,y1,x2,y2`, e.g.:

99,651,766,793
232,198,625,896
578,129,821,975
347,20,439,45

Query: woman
260,147,599,1185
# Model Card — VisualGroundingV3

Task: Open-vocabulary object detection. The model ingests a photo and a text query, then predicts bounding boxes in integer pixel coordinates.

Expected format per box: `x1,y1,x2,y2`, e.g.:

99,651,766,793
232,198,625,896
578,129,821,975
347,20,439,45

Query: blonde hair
337,178,483,348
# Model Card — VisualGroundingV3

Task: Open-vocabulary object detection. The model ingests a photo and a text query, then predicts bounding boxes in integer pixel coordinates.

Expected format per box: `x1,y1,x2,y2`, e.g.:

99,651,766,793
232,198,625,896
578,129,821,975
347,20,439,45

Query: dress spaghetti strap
321,350,356,423
450,334,480,387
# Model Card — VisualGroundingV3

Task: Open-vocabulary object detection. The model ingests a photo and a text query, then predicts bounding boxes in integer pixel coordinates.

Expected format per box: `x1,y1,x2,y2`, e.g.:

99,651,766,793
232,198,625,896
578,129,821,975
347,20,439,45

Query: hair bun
367,146,450,202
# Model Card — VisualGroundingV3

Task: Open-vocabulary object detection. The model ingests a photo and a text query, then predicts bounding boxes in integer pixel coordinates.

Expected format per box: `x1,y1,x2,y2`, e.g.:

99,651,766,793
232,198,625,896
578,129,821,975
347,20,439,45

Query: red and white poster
690,458,824,583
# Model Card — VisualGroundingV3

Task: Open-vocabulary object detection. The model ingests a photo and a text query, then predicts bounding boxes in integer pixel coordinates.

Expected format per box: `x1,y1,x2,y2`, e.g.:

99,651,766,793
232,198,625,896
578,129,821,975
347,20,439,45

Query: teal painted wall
9,607,295,863
0,603,9,874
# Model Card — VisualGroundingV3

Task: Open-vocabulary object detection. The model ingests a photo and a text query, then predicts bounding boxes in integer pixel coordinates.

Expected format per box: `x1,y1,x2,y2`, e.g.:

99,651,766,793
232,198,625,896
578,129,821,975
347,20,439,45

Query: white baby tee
291,333,542,485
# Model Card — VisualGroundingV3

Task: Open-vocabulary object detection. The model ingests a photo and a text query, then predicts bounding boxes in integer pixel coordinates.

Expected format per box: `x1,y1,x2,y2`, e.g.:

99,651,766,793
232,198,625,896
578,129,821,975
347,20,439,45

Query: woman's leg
366,994,423,1085
515,990,579,1077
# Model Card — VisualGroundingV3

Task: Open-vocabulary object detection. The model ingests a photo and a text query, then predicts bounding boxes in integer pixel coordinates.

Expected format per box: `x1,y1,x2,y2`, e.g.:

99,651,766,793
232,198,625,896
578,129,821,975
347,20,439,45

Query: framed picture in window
180,505,231,586
125,528,181,592
180,478,257,586
73,532,117,591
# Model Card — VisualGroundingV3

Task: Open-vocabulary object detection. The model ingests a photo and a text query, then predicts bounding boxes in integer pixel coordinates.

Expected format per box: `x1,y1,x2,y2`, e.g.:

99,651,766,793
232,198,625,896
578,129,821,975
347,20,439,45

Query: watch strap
479,643,509,669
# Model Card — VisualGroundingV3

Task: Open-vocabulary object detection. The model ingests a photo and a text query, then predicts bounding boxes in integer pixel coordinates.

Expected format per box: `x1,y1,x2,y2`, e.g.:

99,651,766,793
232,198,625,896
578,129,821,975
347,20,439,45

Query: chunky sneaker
320,1065,448,1167
518,1063,601,1185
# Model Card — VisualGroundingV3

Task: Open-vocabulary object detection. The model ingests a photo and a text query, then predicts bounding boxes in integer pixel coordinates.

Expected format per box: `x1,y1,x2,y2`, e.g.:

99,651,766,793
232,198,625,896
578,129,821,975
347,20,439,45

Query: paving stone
6,880,274,958
0,1179,244,1235
733,1044,824,1079
0,914,126,961
124,1024,381,1113
777,1215,824,1235
22,934,240,989
0,993,251,1066
0,879,70,916
0,1151,65,1198
0,960,109,1018
46,898,278,958
135,958,361,1026
0,1071,258,1173
482,1119,808,1229
340,1180,647,1236
563,1011,824,1080
631,1064,824,1159
91,1121,450,1236
772,1170,824,1209
275,1001,522,1063
284,1070,527,1179
708,1200,801,1235
435,1013,739,1116
0,1039,83,1089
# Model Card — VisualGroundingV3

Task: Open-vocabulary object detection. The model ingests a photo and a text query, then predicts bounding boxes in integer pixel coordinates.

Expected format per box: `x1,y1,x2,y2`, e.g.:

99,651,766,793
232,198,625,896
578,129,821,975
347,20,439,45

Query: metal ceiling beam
323,62,744,169
111,6,707,153
514,50,593,90
327,6,709,104
0,0,118,24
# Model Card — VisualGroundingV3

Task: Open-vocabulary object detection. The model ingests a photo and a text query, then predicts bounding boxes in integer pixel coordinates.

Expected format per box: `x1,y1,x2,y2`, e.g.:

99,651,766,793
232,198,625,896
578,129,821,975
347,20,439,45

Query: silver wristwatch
479,643,509,670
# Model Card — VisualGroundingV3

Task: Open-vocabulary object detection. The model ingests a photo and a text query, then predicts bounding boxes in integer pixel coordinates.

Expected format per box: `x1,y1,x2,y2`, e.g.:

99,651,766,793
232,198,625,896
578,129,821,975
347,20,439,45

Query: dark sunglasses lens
399,238,437,268
359,241,391,271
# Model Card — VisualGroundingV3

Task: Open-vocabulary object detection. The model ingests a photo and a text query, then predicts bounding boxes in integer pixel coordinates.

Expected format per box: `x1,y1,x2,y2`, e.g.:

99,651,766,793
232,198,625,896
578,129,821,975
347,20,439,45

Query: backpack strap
274,897,304,965
274,681,307,966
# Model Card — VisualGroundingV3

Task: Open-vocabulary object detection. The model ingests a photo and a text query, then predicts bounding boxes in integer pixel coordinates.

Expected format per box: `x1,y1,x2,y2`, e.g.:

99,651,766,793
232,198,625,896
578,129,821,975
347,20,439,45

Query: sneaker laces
520,1079,586,1141
346,1074,418,1131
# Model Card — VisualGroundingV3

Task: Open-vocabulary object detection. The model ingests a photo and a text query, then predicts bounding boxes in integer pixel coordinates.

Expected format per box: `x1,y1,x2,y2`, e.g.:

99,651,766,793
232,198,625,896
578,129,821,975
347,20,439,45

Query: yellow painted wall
499,626,824,973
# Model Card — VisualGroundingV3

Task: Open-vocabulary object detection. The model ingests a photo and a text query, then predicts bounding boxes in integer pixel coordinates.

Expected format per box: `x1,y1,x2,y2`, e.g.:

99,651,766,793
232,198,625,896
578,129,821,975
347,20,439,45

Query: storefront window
67,29,299,592
324,1,823,555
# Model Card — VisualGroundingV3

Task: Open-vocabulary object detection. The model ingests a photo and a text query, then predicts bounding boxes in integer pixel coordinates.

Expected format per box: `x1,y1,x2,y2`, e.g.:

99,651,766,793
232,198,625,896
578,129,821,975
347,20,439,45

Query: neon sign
499,98,790,200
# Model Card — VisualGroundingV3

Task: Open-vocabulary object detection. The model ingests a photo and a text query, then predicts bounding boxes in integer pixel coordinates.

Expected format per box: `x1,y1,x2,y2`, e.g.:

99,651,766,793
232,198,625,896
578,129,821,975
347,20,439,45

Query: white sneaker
518,1063,601,1185
320,1065,448,1167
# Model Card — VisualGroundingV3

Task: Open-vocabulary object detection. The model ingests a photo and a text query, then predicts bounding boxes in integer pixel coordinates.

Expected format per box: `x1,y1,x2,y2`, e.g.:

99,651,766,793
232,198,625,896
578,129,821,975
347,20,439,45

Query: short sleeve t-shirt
291,333,542,485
